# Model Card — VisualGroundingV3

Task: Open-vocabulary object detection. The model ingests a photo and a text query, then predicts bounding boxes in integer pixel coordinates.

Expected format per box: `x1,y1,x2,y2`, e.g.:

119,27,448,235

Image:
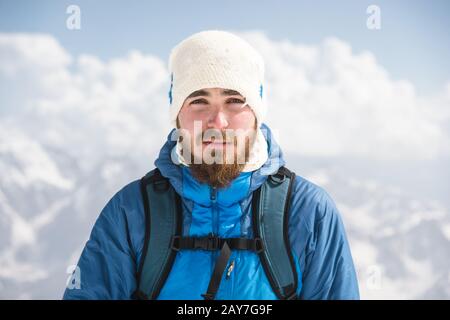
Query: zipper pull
226,260,235,279
210,187,217,202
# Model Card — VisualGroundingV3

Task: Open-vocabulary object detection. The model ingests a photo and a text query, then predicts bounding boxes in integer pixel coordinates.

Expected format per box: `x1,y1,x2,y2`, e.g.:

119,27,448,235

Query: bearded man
63,30,359,300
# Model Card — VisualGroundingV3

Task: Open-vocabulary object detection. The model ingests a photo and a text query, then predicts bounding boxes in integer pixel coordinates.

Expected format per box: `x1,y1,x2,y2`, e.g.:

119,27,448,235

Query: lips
202,141,233,147
203,141,231,144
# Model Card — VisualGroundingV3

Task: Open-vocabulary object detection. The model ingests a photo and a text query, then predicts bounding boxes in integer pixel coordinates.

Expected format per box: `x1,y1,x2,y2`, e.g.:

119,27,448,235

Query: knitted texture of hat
168,30,266,128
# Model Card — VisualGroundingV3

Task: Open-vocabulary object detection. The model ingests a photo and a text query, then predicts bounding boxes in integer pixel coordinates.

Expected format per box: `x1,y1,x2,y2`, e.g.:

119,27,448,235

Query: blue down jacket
63,124,359,300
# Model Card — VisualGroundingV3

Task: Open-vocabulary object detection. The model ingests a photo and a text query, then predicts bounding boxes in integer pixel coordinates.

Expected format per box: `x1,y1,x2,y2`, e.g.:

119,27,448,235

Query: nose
207,109,229,129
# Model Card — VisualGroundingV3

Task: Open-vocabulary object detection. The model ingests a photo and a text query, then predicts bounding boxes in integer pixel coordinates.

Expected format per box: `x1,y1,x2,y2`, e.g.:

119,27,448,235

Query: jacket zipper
209,186,219,281
210,187,218,235
226,259,235,279
226,257,236,297
210,186,236,298
210,186,239,298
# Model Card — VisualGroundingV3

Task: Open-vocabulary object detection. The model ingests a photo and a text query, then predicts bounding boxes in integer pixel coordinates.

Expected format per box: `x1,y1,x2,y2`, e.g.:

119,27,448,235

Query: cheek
178,111,198,137
231,110,256,129
179,108,208,131
178,126,202,151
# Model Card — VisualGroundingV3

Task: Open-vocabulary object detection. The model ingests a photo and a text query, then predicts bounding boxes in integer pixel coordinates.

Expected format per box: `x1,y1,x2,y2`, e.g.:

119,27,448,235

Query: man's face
177,87,257,188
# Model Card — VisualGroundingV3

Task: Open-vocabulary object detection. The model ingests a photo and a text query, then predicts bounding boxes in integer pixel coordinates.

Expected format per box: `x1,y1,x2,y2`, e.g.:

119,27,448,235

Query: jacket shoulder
289,173,341,233
99,177,146,257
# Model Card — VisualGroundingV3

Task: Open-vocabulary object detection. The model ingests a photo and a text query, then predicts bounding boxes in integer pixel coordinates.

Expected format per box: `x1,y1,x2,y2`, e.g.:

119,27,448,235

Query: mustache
197,130,234,144
195,129,254,144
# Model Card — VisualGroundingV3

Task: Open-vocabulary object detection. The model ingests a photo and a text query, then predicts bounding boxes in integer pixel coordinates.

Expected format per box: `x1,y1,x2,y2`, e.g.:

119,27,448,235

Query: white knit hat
168,30,266,128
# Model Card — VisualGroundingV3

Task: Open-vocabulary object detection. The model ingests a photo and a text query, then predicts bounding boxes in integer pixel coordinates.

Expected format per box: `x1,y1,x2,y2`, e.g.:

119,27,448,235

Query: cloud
0,32,172,173
239,31,450,161
1,31,449,162
0,33,173,290
0,31,449,299
0,125,73,189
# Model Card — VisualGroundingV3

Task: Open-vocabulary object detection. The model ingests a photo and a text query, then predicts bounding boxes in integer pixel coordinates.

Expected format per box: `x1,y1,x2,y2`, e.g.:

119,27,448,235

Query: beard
181,129,255,189
189,161,245,189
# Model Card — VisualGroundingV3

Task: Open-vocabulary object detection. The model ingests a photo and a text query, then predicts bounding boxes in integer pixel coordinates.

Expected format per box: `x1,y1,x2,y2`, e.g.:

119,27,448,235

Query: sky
0,0,449,96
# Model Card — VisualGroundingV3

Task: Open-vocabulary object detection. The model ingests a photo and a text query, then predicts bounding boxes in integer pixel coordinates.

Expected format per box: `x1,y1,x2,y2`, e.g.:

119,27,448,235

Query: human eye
190,98,208,105
189,98,210,113
226,97,246,112
226,98,245,104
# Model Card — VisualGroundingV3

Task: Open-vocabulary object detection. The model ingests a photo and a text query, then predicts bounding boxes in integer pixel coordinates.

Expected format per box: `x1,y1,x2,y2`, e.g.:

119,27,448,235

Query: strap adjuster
254,237,264,253
269,172,286,184
206,234,220,250
170,235,181,251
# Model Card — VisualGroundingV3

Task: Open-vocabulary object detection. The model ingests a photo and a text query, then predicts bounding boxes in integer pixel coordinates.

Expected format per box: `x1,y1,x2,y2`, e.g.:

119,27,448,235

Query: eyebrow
186,89,243,99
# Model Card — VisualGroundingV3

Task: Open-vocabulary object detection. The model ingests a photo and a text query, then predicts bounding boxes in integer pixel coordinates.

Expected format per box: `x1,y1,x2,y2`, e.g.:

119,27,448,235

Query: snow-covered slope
1,32,449,299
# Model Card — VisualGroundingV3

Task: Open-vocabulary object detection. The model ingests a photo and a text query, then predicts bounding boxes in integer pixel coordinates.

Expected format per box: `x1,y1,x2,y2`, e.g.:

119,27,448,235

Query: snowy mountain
293,159,450,299
1,132,449,299
1,31,449,299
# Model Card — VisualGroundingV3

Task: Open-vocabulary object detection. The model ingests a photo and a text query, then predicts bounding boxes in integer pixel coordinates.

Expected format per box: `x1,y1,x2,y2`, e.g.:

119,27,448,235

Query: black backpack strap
132,168,182,300
170,233,264,300
201,241,232,300
252,166,298,300
170,235,264,252
133,166,298,300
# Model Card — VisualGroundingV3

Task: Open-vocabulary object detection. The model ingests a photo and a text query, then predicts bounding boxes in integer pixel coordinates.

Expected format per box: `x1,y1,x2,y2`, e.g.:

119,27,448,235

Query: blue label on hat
168,73,174,104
